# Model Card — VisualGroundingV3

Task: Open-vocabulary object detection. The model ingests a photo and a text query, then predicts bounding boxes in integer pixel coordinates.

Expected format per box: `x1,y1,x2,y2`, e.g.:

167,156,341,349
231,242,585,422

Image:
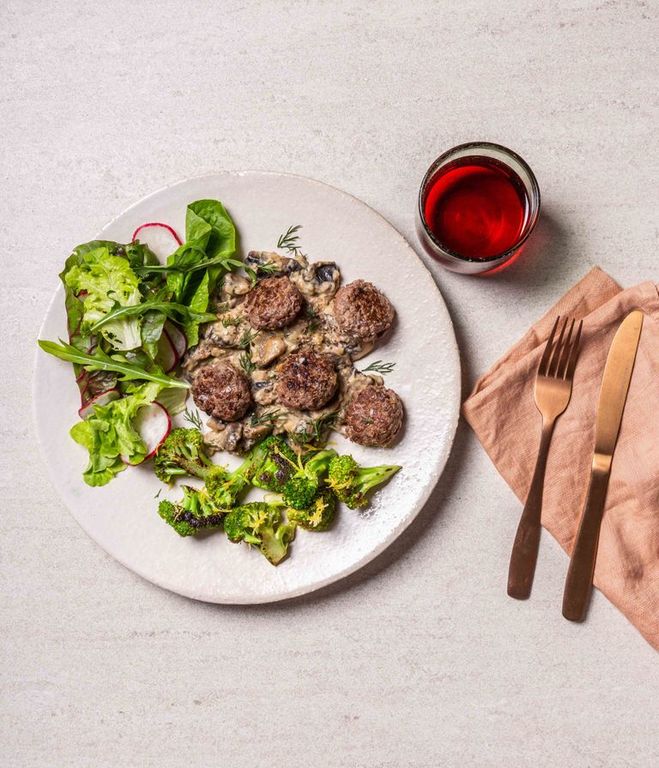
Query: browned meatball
244,276,304,330
343,385,403,447
275,349,338,411
192,363,253,422
333,280,395,342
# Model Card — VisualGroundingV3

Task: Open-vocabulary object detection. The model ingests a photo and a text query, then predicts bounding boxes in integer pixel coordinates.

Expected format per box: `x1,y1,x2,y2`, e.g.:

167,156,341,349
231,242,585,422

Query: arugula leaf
88,299,216,334
38,340,189,389
70,382,162,486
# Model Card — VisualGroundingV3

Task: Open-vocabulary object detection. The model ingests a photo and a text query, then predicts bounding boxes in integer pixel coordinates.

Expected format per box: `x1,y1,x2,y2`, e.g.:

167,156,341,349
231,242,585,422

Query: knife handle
562,466,611,622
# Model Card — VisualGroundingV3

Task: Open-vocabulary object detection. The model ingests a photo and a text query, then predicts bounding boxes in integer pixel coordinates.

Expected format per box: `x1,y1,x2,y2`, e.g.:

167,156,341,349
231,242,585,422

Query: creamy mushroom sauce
183,250,384,453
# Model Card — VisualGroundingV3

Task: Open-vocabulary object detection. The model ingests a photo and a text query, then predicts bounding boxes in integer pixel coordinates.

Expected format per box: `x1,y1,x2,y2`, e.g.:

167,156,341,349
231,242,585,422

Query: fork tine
548,317,569,376
538,316,560,376
556,318,576,378
563,319,583,380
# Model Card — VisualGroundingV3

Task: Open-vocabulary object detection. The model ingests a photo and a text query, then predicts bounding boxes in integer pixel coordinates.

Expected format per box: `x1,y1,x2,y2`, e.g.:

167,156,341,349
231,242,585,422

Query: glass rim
417,141,541,265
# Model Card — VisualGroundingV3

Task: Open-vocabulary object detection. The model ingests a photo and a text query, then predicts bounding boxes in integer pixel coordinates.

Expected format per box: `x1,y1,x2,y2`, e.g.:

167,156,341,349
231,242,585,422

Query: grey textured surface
1,1,657,766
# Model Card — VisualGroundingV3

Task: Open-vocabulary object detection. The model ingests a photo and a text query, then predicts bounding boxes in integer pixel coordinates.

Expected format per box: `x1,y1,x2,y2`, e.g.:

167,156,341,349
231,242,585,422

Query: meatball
275,349,338,411
333,280,395,342
192,363,253,422
342,385,403,447
244,276,304,330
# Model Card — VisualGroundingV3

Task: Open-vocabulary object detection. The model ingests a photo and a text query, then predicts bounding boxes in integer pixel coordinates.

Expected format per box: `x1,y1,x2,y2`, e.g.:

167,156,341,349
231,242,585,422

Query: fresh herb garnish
220,315,242,328
183,408,204,430
277,224,302,253
238,328,259,349
239,352,255,376
290,412,338,445
245,262,279,287
249,409,283,428
361,360,396,375
305,305,320,333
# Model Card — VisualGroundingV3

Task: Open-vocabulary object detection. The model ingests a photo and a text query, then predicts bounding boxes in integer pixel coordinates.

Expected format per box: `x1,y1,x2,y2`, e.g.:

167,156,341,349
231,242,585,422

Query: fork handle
562,469,610,622
507,419,556,600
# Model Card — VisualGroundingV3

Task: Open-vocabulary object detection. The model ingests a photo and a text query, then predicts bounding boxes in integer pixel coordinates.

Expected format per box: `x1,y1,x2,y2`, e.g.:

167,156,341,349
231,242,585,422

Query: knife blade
562,309,644,622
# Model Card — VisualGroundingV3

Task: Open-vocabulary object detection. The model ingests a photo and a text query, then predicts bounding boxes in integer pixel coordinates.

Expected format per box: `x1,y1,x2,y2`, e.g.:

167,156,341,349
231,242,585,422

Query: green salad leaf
70,382,162,486
39,199,242,488
64,246,143,351
37,340,189,389
88,298,216,335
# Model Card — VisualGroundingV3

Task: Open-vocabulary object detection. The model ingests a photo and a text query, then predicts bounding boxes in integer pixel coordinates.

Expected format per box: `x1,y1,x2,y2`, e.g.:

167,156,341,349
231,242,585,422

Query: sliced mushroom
222,273,252,296
250,332,288,367
245,250,301,275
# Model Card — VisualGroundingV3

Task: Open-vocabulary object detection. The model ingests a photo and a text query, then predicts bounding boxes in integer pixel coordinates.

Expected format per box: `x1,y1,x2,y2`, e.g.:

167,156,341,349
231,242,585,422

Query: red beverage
423,158,530,260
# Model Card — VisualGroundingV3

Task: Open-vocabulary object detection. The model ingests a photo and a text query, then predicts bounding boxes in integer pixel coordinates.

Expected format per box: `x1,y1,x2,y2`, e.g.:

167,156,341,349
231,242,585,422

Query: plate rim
32,170,461,604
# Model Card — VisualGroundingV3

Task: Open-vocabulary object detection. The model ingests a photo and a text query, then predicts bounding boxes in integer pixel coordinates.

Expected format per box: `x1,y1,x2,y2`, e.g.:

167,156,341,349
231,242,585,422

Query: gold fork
507,316,583,600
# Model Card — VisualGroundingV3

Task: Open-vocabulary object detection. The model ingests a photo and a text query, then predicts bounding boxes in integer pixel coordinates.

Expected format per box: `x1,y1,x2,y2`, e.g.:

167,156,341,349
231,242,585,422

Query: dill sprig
290,412,338,445
238,328,259,349
305,304,321,333
239,352,255,376
245,262,279,287
220,315,242,328
183,408,203,430
361,360,396,375
249,409,283,428
277,224,302,253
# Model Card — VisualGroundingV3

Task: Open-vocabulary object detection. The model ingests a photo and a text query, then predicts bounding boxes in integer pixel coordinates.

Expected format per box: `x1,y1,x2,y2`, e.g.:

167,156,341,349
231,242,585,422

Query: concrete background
1,1,657,766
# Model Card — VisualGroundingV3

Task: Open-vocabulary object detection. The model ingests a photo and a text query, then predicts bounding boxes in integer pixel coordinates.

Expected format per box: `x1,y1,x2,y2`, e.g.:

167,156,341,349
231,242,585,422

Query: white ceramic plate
34,172,460,603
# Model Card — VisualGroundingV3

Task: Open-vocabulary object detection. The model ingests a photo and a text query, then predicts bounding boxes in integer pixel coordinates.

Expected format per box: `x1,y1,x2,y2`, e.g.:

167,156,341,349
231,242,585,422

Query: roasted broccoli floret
157,485,225,537
223,501,296,565
154,428,215,483
287,491,336,531
155,427,256,507
327,454,401,509
280,449,337,510
205,456,252,508
247,435,298,492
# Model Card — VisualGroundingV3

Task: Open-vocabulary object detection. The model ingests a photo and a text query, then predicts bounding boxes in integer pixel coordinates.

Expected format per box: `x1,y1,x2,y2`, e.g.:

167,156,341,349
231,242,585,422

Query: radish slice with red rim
127,401,171,463
78,388,120,419
164,321,187,359
132,222,182,261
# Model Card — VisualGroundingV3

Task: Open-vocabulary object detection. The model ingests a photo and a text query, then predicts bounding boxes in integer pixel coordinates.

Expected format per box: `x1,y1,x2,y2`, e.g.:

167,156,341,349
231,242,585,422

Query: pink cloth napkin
463,268,659,649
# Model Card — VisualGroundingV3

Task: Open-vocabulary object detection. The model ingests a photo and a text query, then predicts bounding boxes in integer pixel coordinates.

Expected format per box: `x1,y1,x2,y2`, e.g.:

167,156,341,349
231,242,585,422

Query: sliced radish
132,222,182,261
164,321,187,359
78,388,120,419
156,331,179,373
127,401,171,463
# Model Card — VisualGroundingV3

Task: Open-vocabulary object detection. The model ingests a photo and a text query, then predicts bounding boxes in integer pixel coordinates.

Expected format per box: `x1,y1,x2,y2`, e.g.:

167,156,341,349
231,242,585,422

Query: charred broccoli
327,454,401,509
154,428,215,483
223,501,296,565
154,427,256,507
280,449,337,510
157,485,225,537
287,491,336,531
247,435,298,492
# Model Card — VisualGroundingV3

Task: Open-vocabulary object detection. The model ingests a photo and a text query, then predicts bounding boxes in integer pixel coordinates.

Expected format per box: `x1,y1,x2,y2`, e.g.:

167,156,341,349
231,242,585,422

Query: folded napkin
463,268,659,650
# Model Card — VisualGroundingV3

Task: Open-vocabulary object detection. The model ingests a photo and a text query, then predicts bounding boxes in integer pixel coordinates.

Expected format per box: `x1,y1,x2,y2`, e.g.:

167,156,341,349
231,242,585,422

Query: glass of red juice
416,142,540,274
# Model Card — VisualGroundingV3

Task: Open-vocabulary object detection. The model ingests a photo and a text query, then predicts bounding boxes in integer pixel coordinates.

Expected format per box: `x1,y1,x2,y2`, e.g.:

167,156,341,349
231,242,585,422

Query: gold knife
562,309,644,622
